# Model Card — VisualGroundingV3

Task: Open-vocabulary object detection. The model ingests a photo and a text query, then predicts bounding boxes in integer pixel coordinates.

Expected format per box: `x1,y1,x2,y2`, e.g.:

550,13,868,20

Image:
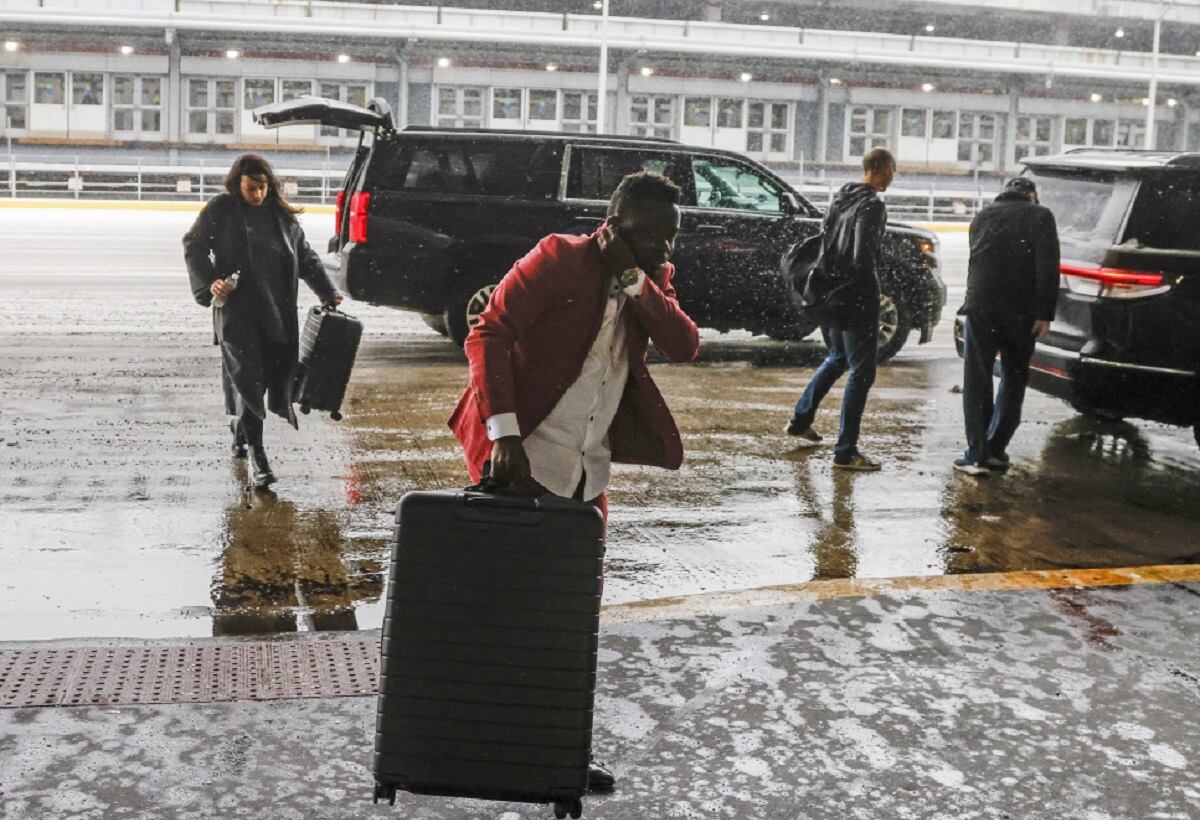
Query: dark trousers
236,411,264,451
789,315,879,460
961,312,1035,464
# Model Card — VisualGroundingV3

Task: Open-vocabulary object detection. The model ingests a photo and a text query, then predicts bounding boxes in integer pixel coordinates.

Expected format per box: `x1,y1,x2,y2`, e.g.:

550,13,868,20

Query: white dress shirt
486,271,646,500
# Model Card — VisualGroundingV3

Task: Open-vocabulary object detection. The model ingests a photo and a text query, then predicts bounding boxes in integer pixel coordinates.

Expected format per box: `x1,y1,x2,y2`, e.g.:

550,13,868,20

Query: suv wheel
876,290,911,362
445,277,498,347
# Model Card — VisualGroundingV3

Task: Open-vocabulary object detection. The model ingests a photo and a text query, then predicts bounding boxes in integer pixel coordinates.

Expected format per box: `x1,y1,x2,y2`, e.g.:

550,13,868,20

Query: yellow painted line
0,199,335,214
602,563,1200,623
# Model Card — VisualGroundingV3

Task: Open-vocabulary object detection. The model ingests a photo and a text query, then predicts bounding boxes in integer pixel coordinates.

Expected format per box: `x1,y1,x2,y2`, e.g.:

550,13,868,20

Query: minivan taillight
1060,263,1169,300
348,192,370,244
335,189,346,234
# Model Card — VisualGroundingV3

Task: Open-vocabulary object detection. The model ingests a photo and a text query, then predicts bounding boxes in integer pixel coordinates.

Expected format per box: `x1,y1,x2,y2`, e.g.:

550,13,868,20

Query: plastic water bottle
211,272,240,308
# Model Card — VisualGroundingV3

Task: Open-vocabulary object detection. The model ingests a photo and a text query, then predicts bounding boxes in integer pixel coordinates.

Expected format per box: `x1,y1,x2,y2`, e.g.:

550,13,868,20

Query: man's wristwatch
618,266,644,289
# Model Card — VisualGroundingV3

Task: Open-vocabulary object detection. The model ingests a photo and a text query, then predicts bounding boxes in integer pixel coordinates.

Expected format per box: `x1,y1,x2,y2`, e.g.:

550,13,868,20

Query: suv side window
565,146,674,200
692,157,782,213
387,141,539,197
1123,174,1200,251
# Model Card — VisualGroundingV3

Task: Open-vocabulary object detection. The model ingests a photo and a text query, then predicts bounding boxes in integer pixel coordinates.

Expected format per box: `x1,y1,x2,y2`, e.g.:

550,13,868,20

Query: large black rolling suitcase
293,305,362,421
373,485,606,820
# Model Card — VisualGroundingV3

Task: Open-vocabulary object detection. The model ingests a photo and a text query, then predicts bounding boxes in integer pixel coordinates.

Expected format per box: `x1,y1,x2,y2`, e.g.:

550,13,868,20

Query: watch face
620,268,641,287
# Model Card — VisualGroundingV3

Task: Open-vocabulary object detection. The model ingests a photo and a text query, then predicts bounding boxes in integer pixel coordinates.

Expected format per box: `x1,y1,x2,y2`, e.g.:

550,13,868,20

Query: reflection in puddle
211,470,385,636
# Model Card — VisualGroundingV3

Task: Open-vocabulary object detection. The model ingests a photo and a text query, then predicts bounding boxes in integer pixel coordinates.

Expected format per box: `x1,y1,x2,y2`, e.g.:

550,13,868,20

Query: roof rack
400,126,681,144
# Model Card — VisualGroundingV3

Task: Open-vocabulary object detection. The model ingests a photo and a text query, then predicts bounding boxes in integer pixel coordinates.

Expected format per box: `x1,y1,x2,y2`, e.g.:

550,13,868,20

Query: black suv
956,150,1199,449
256,97,944,361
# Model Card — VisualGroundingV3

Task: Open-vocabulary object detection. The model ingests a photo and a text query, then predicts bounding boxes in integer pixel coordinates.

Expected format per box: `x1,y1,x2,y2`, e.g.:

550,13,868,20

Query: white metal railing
3,0,1200,85
2,154,995,220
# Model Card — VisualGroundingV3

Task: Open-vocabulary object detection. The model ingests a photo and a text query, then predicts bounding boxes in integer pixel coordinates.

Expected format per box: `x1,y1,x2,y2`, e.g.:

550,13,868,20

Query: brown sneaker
784,422,823,447
833,452,881,472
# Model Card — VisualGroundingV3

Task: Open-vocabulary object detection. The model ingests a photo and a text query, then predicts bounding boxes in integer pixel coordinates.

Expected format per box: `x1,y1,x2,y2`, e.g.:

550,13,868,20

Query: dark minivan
960,149,1200,449
255,96,944,361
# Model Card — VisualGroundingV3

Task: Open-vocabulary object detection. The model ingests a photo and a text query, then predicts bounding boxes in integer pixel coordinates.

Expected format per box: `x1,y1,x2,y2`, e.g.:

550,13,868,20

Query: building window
492,88,522,122
434,86,485,130
112,76,163,134
72,73,104,106
747,101,788,155
630,95,674,138
848,106,891,156
186,77,236,136
957,112,997,166
901,108,927,138
528,89,557,121
1117,119,1146,148
1092,119,1115,146
562,91,598,132
684,97,711,128
2,72,28,130
1187,122,1200,152
34,72,65,105
281,80,313,102
1015,115,1053,161
243,79,275,111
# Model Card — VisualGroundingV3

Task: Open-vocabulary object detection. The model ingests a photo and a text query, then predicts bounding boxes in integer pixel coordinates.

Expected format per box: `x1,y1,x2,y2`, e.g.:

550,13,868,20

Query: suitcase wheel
330,410,343,421
553,798,582,819
299,403,311,415
372,782,396,806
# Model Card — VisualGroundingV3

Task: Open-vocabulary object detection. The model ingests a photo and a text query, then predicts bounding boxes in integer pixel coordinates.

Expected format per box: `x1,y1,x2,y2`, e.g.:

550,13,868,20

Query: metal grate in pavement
0,639,380,709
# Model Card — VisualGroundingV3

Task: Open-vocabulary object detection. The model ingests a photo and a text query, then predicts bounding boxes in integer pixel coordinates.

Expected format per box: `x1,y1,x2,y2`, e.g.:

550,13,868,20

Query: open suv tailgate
253,96,394,132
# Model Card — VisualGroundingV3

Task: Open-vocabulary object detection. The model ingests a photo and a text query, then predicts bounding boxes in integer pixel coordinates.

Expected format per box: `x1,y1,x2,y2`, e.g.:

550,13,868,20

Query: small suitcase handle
462,461,543,514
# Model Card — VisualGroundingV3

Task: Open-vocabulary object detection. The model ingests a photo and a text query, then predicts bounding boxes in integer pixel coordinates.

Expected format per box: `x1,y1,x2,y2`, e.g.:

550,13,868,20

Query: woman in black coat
183,153,341,489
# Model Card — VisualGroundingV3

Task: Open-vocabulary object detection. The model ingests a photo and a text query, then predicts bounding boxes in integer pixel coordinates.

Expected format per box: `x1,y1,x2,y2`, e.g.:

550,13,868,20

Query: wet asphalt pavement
2,206,1199,642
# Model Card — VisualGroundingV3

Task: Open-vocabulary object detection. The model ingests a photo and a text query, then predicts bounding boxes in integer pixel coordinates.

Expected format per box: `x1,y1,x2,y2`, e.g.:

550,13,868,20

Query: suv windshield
1122,173,1200,251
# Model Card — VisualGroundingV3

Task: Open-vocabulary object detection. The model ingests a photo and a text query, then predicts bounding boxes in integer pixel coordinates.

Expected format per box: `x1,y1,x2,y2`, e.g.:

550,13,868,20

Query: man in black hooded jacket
954,176,1060,476
786,147,894,471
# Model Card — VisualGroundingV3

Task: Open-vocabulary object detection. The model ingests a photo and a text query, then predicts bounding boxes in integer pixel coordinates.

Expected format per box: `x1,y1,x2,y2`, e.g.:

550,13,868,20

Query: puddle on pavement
3,328,1200,641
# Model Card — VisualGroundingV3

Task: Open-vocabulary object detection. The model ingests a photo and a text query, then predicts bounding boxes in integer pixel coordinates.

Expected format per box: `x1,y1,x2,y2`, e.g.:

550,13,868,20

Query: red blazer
449,231,700,483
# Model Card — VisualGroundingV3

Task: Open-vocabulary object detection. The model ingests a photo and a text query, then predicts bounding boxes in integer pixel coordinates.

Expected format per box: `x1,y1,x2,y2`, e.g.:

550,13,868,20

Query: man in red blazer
448,171,699,791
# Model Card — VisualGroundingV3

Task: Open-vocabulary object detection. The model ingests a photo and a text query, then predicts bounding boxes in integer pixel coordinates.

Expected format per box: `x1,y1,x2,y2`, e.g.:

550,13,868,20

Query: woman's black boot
230,420,248,459
248,446,276,490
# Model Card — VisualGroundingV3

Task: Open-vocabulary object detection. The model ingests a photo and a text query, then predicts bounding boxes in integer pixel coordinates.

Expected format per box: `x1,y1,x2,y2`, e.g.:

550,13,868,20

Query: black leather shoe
248,447,276,490
230,420,248,459
587,759,615,793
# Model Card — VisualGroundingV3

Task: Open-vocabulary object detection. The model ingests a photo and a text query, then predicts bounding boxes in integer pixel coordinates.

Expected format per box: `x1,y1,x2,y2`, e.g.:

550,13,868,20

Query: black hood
993,189,1033,204
829,182,878,216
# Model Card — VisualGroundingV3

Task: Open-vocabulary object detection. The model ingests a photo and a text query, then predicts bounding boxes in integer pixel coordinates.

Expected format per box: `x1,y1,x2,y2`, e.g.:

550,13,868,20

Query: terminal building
2,0,1199,182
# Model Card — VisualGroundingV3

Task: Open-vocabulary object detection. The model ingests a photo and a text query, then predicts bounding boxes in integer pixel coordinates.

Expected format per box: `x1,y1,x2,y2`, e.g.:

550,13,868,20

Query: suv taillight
335,190,346,235
349,192,370,244
1061,263,1170,300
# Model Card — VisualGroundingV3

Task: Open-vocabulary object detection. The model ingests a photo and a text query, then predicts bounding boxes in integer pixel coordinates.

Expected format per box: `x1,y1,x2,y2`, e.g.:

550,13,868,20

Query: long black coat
183,192,338,425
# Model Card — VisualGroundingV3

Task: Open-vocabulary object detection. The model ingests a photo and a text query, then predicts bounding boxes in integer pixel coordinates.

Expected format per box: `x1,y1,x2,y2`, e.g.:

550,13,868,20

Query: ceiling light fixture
922,83,935,92
1167,97,1178,107
1090,92,1103,102
924,24,936,33
1115,27,1125,38
760,12,771,21
225,49,240,59
3,41,18,53
546,63,558,72
829,77,842,85
437,57,451,68
337,54,350,64
640,66,654,77
120,45,134,56
740,72,753,82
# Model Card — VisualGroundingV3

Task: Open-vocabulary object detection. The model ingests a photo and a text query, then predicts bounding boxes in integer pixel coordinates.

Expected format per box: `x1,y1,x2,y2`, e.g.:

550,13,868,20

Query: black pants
961,311,1036,464
236,412,264,450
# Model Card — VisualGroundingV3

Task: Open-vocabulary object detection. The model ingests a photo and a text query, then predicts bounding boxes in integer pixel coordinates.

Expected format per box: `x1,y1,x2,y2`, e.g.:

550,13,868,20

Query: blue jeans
790,316,878,460
961,312,1035,464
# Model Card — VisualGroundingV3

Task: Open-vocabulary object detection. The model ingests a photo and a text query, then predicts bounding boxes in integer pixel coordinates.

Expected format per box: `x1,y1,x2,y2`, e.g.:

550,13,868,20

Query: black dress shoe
587,759,615,793
230,420,248,459
248,447,276,490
